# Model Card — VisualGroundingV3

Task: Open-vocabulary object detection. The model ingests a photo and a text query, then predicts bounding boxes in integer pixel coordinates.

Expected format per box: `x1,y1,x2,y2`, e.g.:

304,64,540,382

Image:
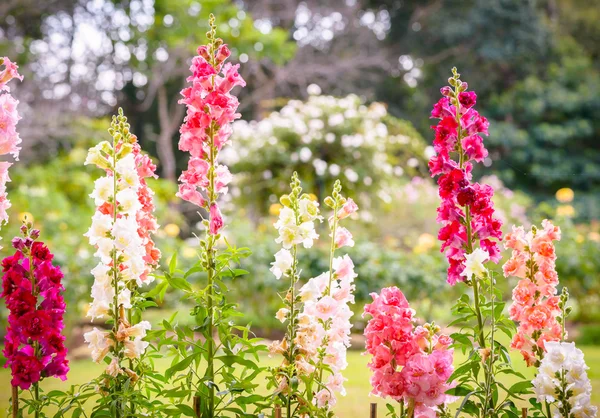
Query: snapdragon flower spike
83,109,158,374
304,181,358,410
176,15,245,236
268,173,323,410
532,341,597,418
428,68,502,285
503,220,563,367
1,223,69,390
363,287,455,416
0,57,24,241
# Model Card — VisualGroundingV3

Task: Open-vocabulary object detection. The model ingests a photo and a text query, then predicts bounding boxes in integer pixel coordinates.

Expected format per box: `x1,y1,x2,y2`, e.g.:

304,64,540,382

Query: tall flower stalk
268,174,357,417
2,223,69,418
83,109,160,417
428,68,522,417
164,14,262,418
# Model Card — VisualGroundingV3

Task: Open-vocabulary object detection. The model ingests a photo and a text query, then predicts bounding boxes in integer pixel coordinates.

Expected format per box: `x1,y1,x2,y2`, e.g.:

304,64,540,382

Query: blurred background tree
0,0,599,338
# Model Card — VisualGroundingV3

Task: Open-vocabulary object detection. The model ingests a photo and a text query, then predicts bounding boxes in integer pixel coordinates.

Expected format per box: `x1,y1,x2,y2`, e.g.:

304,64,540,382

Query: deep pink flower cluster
428,72,502,285
363,287,454,415
0,57,23,228
504,220,562,366
2,226,69,389
177,39,245,235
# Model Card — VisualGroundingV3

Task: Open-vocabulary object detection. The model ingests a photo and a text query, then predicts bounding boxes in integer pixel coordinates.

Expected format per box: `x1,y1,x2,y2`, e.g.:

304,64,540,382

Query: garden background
0,0,599,414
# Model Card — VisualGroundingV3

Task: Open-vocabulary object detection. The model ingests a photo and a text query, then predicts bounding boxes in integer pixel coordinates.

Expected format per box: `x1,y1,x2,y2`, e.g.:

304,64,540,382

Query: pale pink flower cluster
302,198,358,409
503,220,562,366
83,119,159,365
0,57,24,236
177,41,245,235
363,287,455,416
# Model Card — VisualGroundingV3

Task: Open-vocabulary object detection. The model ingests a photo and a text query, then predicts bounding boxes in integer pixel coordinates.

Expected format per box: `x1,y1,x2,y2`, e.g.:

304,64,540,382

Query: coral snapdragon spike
176,14,245,235
83,109,159,378
363,287,454,416
0,57,24,242
503,220,563,367
428,68,502,285
1,223,69,390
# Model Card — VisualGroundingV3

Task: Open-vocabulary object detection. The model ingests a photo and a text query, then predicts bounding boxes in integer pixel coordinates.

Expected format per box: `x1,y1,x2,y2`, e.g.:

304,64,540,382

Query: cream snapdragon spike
503,220,563,367
428,68,502,285
533,342,597,418
268,173,323,413
176,30,245,234
268,174,358,416
364,287,455,417
83,110,160,371
0,57,24,244
303,181,358,410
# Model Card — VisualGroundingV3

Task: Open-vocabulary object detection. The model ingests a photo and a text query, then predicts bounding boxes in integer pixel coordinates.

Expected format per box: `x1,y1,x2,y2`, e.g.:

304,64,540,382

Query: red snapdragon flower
1,226,69,389
428,69,502,285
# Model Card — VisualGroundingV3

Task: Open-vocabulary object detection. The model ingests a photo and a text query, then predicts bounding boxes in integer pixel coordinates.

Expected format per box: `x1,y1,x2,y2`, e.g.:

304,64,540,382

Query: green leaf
508,381,533,395
169,253,178,274
176,404,196,416
165,355,196,380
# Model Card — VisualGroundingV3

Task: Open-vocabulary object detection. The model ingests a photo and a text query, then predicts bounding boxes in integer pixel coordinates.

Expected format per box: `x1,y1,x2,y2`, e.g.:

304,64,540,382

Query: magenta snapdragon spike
176,18,245,235
2,223,69,390
428,68,502,285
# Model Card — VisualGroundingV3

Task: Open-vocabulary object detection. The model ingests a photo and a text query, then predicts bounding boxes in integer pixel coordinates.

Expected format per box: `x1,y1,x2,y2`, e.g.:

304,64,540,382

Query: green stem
545,401,552,418
472,279,486,349
111,132,122,418
33,382,40,418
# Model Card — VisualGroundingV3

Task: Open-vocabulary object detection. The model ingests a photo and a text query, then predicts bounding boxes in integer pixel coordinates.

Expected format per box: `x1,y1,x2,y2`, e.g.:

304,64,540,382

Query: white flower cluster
533,341,597,418
83,122,155,365
84,152,148,322
270,197,322,279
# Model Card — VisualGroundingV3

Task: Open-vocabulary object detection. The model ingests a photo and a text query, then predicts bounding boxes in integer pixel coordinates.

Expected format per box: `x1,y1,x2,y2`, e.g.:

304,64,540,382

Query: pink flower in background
364,287,455,415
177,39,245,236
0,58,23,242
1,227,69,389
504,220,563,366
428,70,502,285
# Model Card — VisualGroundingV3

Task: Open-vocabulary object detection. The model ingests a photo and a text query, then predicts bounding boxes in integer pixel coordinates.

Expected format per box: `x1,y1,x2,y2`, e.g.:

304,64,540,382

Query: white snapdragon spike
83,110,160,368
533,342,597,418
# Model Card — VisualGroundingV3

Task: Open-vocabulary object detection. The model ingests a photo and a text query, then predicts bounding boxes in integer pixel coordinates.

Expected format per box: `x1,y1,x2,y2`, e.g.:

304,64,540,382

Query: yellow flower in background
556,205,575,218
164,223,180,237
269,203,282,216
19,212,33,223
308,193,318,201
414,233,436,254
182,247,197,259
555,188,574,203
576,234,584,244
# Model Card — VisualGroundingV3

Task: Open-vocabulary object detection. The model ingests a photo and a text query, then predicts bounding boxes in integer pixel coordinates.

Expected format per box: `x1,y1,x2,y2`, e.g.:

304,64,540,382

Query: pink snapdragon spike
177,31,245,235
0,57,24,238
363,287,455,415
2,224,69,389
504,220,563,366
428,68,502,285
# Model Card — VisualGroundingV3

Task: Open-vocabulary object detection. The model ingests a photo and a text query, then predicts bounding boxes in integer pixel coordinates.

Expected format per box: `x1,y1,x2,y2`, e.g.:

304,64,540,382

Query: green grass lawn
1,347,599,417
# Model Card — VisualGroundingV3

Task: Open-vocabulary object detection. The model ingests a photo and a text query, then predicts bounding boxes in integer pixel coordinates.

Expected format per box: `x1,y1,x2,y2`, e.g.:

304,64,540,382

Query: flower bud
280,194,292,207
